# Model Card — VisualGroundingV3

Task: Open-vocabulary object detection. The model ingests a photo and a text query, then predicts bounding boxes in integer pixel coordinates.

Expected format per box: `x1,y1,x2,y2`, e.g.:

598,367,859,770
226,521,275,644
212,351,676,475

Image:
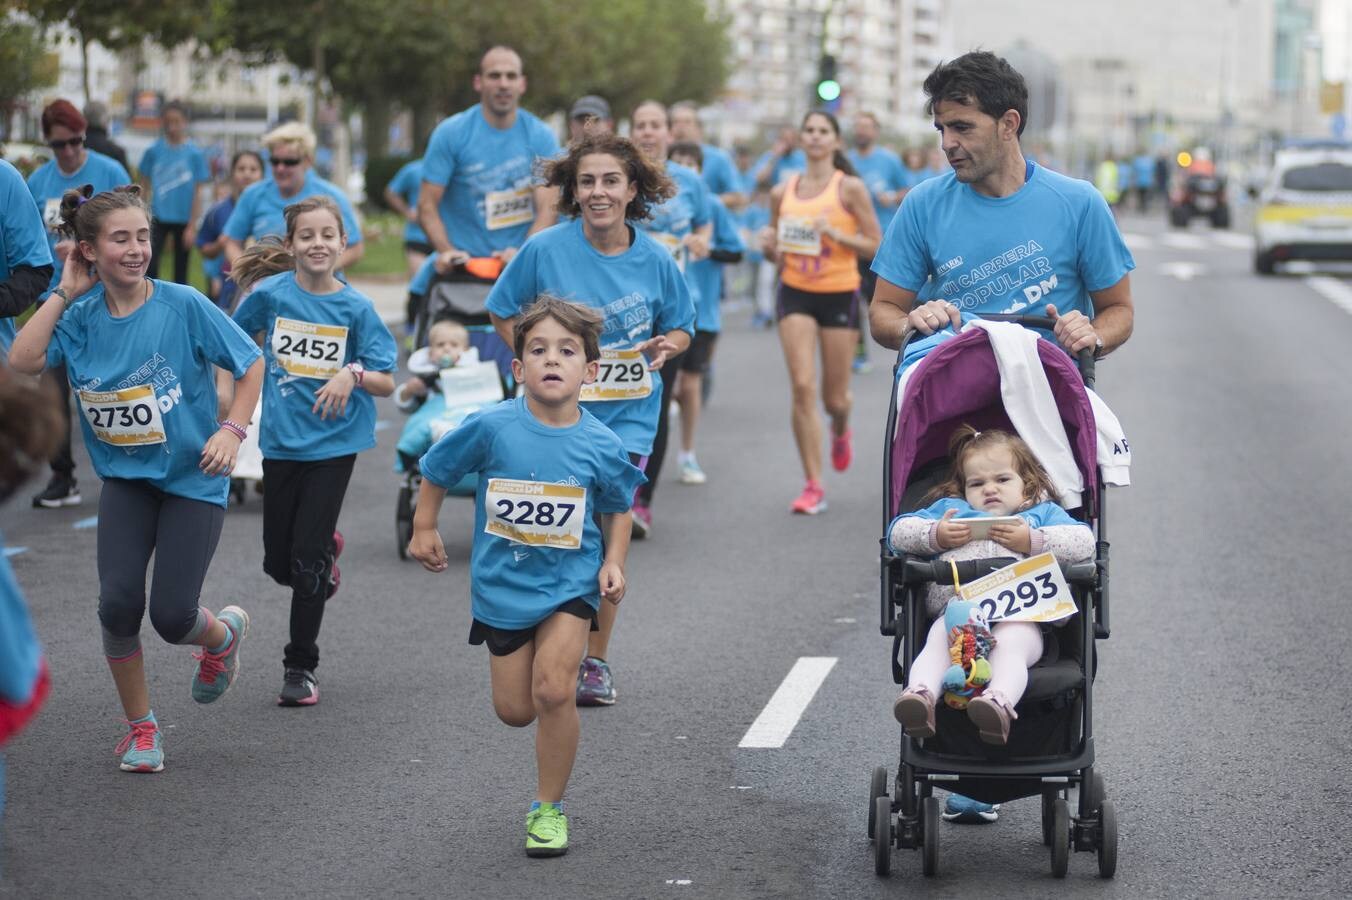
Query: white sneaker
679,458,707,485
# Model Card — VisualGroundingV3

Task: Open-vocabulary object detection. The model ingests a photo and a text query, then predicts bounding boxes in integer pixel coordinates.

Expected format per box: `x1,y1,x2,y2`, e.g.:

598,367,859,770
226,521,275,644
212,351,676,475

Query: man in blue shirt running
418,46,561,274
869,51,1134,362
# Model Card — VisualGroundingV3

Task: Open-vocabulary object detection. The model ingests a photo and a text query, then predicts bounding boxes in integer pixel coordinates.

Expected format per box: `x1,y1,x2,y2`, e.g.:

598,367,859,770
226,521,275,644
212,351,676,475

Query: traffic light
816,55,841,104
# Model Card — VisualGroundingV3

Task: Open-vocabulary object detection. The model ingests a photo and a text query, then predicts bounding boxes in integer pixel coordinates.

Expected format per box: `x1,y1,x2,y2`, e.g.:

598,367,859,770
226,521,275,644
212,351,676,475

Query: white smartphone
954,516,1023,540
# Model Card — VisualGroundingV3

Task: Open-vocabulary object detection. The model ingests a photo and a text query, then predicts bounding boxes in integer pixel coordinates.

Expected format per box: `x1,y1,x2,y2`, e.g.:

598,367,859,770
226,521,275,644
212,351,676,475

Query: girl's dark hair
800,110,857,177
668,141,703,171
543,133,675,222
282,195,346,241
230,149,264,173
0,367,65,504
162,100,189,121
58,184,149,243
925,425,1055,507
231,237,294,291
922,50,1029,136
513,295,604,362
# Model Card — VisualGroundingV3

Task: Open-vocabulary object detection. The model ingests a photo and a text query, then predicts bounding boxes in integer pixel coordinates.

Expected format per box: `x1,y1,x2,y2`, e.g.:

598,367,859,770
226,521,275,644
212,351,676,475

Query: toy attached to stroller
868,314,1123,880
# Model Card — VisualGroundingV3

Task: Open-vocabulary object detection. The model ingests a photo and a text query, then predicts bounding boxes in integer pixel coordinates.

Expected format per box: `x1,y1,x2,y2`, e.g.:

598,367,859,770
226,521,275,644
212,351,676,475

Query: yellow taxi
1253,144,1352,275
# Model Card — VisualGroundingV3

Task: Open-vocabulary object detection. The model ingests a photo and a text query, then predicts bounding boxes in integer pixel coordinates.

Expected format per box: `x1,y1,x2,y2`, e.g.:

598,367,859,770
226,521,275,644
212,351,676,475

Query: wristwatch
345,361,365,386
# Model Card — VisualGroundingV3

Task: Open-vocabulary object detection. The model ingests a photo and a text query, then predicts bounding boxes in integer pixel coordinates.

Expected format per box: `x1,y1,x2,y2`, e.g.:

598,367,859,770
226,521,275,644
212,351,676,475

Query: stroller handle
899,312,1096,389
899,556,1098,588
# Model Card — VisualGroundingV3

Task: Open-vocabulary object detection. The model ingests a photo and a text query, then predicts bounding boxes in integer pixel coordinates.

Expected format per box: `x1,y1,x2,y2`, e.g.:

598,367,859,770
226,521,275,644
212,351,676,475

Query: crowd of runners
0,46,1132,861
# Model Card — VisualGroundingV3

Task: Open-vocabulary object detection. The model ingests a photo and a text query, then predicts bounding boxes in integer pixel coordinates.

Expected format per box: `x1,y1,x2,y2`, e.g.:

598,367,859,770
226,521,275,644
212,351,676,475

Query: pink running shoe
328,530,344,599
790,481,827,515
831,430,853,472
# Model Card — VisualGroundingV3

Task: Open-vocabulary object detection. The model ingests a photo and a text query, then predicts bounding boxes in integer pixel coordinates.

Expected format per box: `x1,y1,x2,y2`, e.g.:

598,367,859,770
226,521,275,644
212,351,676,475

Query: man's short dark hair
922,51,1029,136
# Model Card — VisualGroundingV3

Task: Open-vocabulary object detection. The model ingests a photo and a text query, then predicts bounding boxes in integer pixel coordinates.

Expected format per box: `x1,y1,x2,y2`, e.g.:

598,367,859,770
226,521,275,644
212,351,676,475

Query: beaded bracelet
220,420,248,440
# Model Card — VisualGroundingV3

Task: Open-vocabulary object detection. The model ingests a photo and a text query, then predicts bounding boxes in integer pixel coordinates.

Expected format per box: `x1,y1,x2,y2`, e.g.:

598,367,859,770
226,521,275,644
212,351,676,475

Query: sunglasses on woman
48,136,85,151
270,156,305,168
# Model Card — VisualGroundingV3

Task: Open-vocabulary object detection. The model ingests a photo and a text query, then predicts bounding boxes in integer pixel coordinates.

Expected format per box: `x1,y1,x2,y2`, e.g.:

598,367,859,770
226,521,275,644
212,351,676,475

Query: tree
0,17,58,140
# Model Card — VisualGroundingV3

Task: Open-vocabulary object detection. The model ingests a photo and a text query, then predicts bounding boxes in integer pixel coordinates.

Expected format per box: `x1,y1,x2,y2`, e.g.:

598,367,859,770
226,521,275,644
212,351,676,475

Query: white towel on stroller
968,320,1131,505
893,321,1131,511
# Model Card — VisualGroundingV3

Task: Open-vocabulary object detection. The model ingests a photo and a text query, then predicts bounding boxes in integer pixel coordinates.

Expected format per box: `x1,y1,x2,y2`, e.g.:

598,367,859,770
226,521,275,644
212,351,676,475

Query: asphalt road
2,209,1348,898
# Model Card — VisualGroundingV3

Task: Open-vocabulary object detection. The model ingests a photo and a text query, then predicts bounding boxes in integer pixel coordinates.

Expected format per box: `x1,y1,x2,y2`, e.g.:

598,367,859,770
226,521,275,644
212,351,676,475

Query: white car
1253,146,1352,274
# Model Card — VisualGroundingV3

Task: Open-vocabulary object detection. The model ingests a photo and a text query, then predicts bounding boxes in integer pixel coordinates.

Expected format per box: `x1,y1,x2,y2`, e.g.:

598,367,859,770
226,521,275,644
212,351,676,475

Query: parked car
1252,146,1352,275
1168,173,1230,229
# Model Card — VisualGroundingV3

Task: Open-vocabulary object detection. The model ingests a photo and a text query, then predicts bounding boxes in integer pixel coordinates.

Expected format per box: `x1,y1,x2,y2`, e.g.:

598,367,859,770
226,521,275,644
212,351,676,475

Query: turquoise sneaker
116,713,164,773
191,606,249,704
525,804,569,857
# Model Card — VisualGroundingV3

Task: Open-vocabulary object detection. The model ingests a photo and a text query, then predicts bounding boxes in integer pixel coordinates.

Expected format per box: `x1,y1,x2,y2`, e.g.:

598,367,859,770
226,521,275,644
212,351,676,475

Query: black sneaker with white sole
32,475,80,508
278,667,319,707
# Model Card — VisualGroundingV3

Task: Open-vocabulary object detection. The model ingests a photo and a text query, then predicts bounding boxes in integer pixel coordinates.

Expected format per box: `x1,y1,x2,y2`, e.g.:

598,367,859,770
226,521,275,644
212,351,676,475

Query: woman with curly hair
486,131,694,707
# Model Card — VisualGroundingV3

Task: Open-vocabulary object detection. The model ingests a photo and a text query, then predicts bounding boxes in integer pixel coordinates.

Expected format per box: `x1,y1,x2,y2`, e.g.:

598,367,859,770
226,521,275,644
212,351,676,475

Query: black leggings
261,455,356,671
638,356,682,506
97,479,225,658
148,221,190,285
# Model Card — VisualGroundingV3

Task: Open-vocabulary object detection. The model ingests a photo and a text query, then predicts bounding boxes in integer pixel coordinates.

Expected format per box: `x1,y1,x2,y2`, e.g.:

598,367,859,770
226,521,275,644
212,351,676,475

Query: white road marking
2,546,26,558
375,419,392,432
738,656,838,749
1305,276,1352,314
1211,231,1255,250
1121,232,1154,250
833,616,857,624
73,516,99,530
1160,261,1208,281
1161,233,1207,250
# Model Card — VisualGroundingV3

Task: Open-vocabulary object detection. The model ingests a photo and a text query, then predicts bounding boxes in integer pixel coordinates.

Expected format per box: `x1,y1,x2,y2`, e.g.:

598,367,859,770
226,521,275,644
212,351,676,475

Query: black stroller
869,314,1118,879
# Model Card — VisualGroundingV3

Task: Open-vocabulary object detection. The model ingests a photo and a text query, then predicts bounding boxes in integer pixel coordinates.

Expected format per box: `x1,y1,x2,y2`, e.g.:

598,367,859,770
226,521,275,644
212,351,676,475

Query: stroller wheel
872,795,892,876
867,767,888,838
396,485,414,560
1050,797,1070,878
1041,789,1060,846
921,795,939,877
1082,770,1106,816
1096,800,1118,878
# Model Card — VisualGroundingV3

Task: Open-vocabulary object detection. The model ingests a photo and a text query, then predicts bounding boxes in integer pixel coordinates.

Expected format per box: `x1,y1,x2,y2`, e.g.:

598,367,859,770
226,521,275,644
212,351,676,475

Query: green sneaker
525,804,569,857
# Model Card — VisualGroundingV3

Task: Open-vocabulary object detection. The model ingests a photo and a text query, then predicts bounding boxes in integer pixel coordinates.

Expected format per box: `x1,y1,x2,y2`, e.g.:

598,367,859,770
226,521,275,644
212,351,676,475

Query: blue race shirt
46,280,261,506
1,159,54,352
700,144,742,197
387,159,428,244
872,162,1135,322
900,497,1081,528
751,148,806,187
233,271,397,462
690,195,744,333
640,160,711,306
26,150,132,287
223,171,363,246
420,395,646,629
408,254,437,296
421,105,561,258
139,138,209,224
485,219,695,456
1132,154,1156,190
0,530,41,709
848,145,908,231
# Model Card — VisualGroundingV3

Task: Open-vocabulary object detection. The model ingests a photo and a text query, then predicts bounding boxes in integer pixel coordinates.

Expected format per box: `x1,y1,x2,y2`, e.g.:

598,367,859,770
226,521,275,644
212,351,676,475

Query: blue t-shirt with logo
700,144,742,197
45,280,261,506
232,271,397,461
848,146,908,231
485,219,695,456
421,105,561,258
139,138,209,224
690,195,744,333
872,162,1135,322
26,150,132,287
1,160,54,352
641,160,711,307
388,159,428,245
421,395,645,629
223,171,363,246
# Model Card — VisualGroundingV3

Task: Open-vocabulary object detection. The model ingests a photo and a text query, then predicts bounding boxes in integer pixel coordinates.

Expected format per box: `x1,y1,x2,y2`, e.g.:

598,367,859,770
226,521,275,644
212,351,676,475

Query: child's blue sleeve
419,409,490,489
594,437,647,514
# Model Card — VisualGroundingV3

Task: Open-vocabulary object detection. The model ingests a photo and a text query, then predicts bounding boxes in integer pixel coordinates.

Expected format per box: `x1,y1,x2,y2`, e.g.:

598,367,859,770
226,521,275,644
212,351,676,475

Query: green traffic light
816,79,841,102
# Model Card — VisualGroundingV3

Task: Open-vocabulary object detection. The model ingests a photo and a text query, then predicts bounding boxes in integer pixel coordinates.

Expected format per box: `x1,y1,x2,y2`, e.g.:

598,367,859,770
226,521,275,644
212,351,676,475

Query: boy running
408,297,644,857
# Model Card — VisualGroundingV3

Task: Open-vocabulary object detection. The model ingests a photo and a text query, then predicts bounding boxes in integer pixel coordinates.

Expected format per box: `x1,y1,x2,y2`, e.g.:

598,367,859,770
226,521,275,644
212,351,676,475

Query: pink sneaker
631,503,652,539
790,481,827,515
831,430,853,472
327,530,344,599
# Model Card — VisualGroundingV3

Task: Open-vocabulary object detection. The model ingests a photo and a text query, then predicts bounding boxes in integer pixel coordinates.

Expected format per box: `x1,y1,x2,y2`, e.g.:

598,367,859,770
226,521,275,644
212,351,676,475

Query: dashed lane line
738,657,837,749
1305,276,1352,315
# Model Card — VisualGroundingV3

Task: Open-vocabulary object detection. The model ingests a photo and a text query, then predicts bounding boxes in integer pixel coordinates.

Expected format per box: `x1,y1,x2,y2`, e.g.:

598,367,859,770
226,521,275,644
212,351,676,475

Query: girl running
763,110,881,514
137,100,210,285
486,132,694,707
197,150,265,310
888,426,1094,745
232,196,397,707
7,185,265,773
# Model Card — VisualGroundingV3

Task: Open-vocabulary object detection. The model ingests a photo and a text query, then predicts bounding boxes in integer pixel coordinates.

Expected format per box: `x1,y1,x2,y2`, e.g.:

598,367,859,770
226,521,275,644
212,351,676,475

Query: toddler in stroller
869,314,1125,879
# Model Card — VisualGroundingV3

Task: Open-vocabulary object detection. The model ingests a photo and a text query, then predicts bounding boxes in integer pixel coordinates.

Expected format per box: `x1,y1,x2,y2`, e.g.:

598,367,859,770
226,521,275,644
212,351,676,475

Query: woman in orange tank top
763,110,880,515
